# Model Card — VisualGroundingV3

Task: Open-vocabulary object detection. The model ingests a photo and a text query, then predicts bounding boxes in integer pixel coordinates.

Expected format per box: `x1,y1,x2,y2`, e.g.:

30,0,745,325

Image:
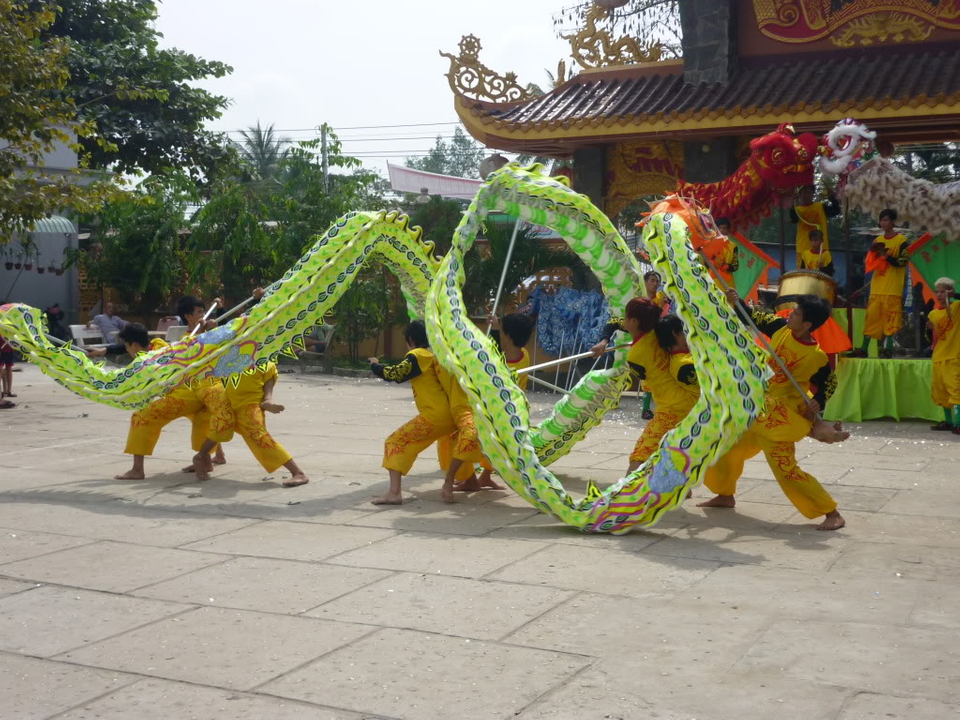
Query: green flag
731,232,778,297
907,233,960,293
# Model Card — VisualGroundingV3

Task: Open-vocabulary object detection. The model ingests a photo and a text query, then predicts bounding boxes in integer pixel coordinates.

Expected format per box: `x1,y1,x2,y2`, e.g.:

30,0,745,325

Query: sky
155,0,575,177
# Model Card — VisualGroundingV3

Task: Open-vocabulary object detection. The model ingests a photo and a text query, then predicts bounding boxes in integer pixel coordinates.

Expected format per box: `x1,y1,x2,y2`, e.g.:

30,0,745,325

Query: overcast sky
155,0,574,176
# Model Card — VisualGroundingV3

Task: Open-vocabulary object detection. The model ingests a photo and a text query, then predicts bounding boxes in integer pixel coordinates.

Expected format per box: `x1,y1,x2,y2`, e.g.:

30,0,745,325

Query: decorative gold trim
830,11,934,47
439,35,533,103
563,6,664,70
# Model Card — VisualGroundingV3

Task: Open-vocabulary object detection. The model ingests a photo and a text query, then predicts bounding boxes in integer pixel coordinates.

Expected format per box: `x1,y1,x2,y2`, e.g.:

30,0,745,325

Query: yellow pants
436,406,489,479
193,403,293,473
630,408,683,464
124,385,233,456
864,294,903,339
932,359,960,408
384,414,456,475
704,398,837,519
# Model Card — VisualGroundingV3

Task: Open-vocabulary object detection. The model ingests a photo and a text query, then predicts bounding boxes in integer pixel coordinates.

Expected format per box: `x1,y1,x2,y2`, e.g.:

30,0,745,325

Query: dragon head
819,118,878,178
748,123,818,194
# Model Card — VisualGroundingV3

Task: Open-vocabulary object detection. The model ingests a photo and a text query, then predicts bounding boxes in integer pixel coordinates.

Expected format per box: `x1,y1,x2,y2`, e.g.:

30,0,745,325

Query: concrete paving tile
829,541,960,582
773,509,960,547
57,677,363,719
645,525,846,571
513,669,668,720
663,500,801,530
0,585,190,657
0,526,94,563
0,501,260,546
911,580,960,630
59,606,371,691
739,482,896,512
879,486,960,518
735,620,960,702
489,544,720,597
489,513,678,550
799,450,929,473
592,659,850,720
263,627,589,720
835,467,944,490
325,531,548,578
0,653,134,720
182,521,396,562
740,459,853,483
349,500,540,536
546,451,623,470
678,564,920,625
0,540,228,592
795,436,891,455
506,592,770,667
0,577,35,599
837,691,960,719
134,556,391,614
309,572,573,640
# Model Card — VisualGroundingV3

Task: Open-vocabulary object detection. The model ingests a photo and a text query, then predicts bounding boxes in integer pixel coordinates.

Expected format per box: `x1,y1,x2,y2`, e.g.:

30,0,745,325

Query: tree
41,0,234,180
407,196,466,258
69,174,195,315
405,127,485,179
0,1,115,242
233,122,291,188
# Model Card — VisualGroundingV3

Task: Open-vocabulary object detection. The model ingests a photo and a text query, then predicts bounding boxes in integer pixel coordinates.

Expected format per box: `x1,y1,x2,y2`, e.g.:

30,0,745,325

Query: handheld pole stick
526,374,567,393
188,300,220,338
487,219,522,335
517,343,628,376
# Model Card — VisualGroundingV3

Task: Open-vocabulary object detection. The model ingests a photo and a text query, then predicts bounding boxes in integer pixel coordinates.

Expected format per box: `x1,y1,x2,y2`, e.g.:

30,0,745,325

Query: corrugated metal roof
477,47,960,128
31,215,76,234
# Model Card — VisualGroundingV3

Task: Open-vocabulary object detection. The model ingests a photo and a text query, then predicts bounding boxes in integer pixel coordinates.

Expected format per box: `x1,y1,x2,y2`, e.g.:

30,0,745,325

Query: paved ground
1,364,958,719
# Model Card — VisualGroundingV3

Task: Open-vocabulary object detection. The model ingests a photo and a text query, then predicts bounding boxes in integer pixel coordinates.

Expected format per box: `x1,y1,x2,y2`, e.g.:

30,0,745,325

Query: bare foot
193,452,212,481
697,494,736,508
114,469,145,480
817,510,845,531
212,448,226,465
371,493,403,506
261,401,285,414
453,474,482,492
809,418,851,444
477,469,506,490
283,473,309,487
181,463,196,473
440,483,455,503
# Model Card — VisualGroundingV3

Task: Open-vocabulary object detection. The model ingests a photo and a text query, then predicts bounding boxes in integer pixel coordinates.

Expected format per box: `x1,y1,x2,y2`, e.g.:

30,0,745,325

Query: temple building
442,0,960,222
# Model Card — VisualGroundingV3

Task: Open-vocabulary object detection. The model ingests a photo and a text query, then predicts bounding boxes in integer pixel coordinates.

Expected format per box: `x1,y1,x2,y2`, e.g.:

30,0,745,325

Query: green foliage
0,1,117,242
407,196,465,257
334,269,390,363
68,174,196,315
43,0,234,179
232,122,291,188
405,127,485,179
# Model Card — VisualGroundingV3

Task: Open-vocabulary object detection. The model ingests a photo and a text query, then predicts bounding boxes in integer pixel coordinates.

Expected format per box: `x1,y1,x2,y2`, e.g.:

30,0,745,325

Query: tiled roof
467,47,960,132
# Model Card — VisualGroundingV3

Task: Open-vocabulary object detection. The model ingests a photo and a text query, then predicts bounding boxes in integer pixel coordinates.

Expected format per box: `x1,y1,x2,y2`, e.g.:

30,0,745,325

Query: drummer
799,230,835,277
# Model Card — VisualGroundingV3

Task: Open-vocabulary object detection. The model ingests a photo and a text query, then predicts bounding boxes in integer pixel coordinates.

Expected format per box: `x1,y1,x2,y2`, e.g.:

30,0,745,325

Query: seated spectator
89,301,129,344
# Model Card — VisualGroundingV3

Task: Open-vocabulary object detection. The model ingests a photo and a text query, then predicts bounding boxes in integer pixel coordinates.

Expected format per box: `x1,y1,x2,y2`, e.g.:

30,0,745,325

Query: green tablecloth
823,358,940,422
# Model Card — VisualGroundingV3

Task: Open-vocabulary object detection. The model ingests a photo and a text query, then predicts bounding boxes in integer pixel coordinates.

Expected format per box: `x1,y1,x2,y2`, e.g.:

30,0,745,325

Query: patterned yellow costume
864,233,908,340
123,339,233,457
799,249,834,275
192,362,293,472
791,197,840,263
374,347,455,475
705,307,838,519
930,299,960,410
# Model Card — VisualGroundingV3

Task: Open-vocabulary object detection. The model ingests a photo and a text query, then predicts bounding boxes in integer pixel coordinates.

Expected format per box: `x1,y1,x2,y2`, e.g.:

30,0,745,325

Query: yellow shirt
930,300,960,362
505,347,530,391
395,347,449,422
627,333,696,414
650,291,667,308
436,364,471,414
800,249,832,271
226,362,278,408
767,326,828,400
794,202,829,256
869,233,909,297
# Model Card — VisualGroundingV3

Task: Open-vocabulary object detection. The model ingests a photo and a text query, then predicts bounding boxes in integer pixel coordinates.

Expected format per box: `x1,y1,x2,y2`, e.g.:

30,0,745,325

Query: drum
776,270,837,308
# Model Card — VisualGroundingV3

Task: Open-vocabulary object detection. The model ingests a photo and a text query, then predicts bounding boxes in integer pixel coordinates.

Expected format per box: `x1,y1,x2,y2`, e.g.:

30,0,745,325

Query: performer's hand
212,296,225,309
260,400,284,414
86,347,107,358
252,287,266,300
724,288,740,307
804,398,821,420
488,313,500,331
589,340,608,357
202,319,217,332
367,356,379,365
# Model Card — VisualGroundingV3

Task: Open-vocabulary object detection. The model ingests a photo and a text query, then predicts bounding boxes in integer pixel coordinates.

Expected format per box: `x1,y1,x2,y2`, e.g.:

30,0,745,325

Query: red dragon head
748,123,818,194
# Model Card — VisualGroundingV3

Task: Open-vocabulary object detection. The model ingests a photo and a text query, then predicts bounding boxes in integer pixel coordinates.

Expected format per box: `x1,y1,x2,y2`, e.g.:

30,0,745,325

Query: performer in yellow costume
191,361,309,486
790,185,840,265
699,292,846,531
929,277,960,434
106,324,234,481
710,218,741,289
798,229,834,276
368,320,455,505
852,208,908,358
592,299,698,473
436,365,487,502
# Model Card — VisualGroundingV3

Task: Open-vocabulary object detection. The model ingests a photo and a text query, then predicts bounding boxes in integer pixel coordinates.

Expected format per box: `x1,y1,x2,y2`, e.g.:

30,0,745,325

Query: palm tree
233,122,291,187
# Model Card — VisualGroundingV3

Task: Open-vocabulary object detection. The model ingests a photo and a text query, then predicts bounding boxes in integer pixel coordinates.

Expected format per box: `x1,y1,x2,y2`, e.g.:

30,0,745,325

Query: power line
219,121,461,135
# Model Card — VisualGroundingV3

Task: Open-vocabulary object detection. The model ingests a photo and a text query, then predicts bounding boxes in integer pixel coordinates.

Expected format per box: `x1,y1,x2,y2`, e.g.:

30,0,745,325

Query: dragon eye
771,148,785,164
